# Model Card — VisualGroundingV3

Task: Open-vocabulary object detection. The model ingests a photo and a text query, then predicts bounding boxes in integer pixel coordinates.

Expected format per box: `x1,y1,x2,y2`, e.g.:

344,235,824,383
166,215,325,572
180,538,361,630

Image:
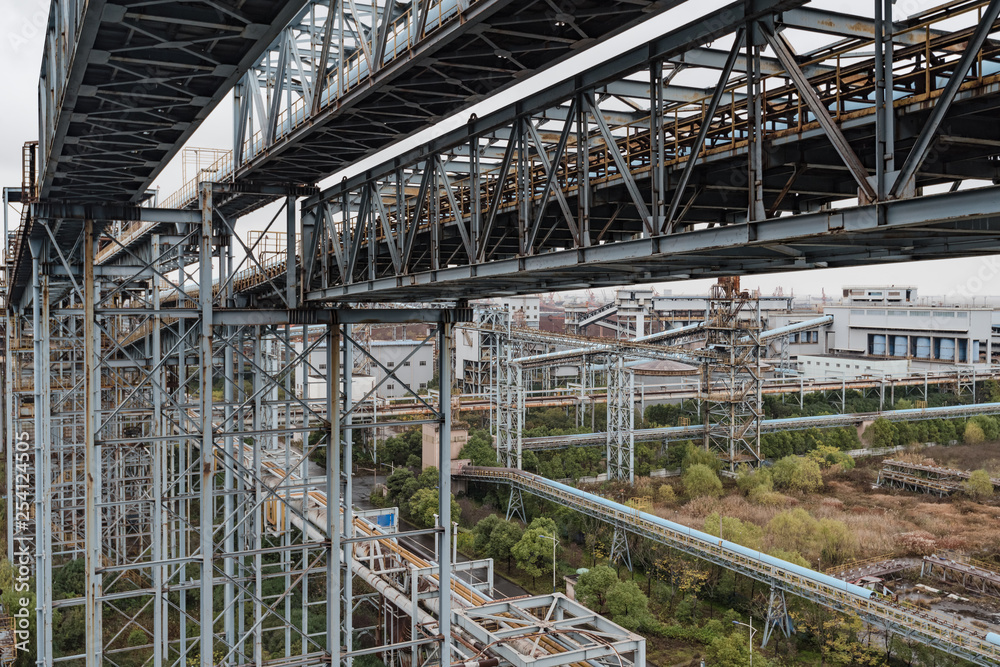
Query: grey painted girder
37,0,312,202
305,185,1000,302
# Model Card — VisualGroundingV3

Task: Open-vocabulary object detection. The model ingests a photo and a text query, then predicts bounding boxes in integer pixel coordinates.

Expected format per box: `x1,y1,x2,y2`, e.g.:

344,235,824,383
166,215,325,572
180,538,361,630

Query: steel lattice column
702,278,763,472
606,357,635,483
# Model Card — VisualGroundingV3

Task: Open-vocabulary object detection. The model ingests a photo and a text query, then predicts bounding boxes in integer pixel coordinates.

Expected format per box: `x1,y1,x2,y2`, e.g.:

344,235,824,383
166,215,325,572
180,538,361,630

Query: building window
419,360,427,366
403,361,411,367
386,383,395,390
387,361,395,367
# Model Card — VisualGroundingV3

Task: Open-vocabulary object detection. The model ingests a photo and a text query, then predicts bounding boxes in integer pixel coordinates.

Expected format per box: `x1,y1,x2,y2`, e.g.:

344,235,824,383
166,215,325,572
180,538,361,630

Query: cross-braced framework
291,0,1000,305
11,187,344,667
497,347,525,521
6,185,456,667
454,594,645,667
702,278,763,472
605,357,634,483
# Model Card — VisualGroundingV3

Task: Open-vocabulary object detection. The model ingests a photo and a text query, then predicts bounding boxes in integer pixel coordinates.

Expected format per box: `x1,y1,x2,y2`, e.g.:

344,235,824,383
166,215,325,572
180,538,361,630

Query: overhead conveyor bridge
521,402,1000,451
455,466,1000,666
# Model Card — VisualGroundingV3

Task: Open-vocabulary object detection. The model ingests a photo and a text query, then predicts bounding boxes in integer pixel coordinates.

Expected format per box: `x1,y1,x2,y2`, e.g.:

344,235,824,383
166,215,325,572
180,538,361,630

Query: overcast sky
2,0,997,303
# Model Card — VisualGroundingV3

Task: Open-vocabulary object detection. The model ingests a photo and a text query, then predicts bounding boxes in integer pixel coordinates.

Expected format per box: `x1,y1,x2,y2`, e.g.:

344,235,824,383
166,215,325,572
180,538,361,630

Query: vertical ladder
22,141,38,202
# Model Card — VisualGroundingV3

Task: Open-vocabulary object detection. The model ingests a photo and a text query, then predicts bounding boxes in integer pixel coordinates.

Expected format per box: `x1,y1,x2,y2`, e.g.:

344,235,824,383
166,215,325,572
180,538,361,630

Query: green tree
984,379,1000,403
971,415,1000,441
575,564,618,612
683,463,723,498
488,520,523,569
962,469,994,500
864,418,898,448
408,488,461,528
771,455,823,492
385,467,416,503
380,427,423,466
473,514,502,555
512,521,558,584
706,631,753,667
605,579,650,630
459,432,499,466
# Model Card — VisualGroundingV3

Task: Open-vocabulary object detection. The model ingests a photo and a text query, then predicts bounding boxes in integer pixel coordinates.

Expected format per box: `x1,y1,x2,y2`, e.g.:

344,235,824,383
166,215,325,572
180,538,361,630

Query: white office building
370,340,435,398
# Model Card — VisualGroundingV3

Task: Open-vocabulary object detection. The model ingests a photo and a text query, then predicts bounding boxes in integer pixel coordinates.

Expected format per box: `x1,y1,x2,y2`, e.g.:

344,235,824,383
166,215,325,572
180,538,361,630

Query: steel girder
153,0,701,218
290,0,1000,305
36,0,313,203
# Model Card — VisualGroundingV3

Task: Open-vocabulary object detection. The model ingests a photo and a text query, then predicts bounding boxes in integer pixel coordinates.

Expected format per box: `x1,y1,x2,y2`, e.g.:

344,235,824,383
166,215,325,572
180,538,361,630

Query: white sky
2,0,998,303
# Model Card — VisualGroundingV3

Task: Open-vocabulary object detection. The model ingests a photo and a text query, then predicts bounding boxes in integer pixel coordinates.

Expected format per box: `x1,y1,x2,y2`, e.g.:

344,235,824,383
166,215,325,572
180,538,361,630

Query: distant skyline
3,0,1000,299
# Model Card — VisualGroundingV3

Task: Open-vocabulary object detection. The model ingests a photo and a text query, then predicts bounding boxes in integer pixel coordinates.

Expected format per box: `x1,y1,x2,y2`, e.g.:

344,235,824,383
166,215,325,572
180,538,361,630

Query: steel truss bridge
9,0,1000,666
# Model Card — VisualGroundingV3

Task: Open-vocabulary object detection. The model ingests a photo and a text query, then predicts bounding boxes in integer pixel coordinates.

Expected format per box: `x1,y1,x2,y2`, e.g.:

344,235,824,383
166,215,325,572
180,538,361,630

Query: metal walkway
36,0,312,203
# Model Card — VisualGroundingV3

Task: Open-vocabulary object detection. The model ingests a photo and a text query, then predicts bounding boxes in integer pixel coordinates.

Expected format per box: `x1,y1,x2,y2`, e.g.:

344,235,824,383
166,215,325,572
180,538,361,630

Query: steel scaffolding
702,278,763,472
5,185,469,667
605,357,635,484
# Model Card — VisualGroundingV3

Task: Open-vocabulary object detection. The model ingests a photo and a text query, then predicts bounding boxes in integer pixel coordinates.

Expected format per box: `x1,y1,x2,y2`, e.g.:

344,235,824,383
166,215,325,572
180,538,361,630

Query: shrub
767,508,818,555
962,469,994,500
808,445,855,470
817,518,857,566
683,464,723,498
771,456,823,492
963,422,986,445
656,484,676,504
677,441,722,471
736,465,772,496
704,513,764,550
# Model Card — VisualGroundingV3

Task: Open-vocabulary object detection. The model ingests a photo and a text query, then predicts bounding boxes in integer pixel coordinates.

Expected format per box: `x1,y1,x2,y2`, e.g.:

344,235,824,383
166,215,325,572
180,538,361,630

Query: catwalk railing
455,466,1000,666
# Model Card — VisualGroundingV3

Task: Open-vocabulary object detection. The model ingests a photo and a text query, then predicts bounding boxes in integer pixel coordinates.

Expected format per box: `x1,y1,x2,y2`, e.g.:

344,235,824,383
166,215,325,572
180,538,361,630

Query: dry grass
661,443,1000,563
